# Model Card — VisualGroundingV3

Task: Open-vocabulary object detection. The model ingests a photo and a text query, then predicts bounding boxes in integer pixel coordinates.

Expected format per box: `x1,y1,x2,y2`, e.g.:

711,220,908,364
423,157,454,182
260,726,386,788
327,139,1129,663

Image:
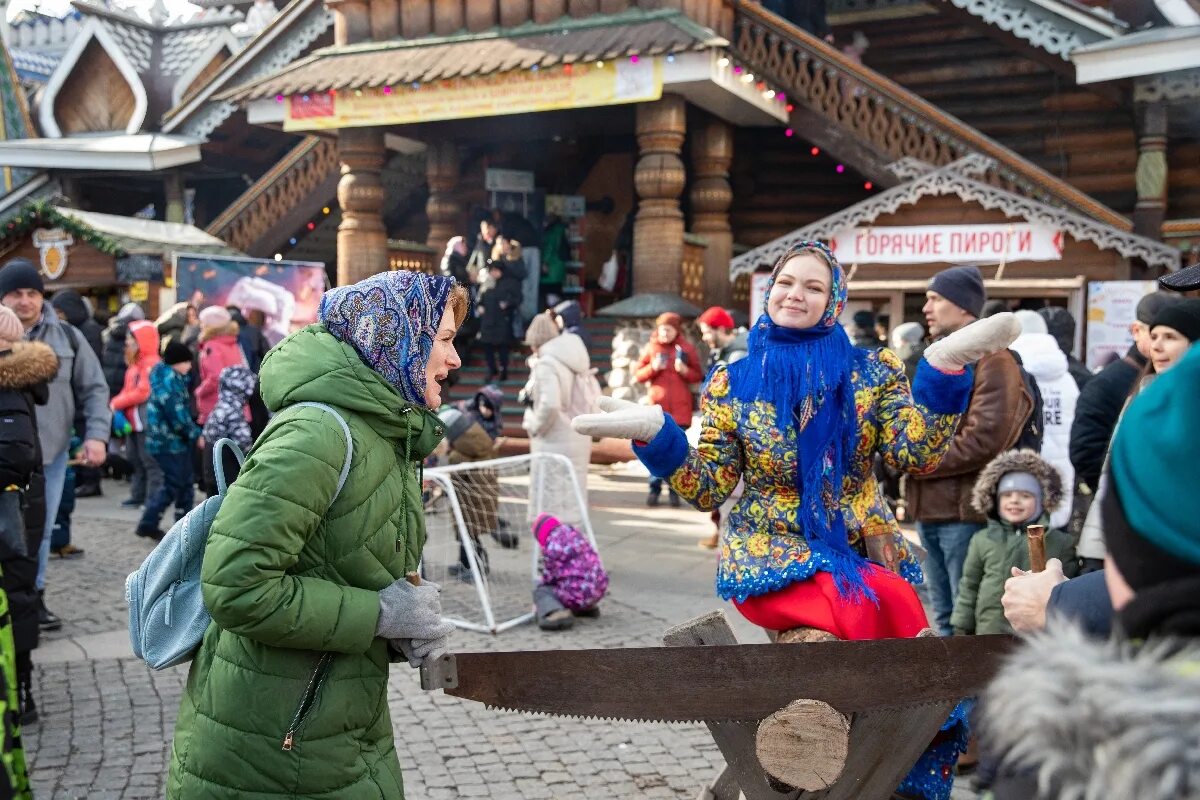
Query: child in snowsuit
952,449,1078,636
200,366,256,497
137,341,202,540
532,513,607,632
459,383,503,440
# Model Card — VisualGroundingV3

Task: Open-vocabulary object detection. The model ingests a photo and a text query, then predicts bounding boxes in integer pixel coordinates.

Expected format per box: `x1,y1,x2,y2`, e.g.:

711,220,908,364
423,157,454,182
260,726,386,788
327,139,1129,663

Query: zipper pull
164,582,178,627
282,731,294,751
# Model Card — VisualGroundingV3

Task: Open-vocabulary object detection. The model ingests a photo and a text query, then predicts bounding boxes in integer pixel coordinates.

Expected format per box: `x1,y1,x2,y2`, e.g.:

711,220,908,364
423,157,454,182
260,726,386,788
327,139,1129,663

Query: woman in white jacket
521,312,592,525
1010,310,1079,529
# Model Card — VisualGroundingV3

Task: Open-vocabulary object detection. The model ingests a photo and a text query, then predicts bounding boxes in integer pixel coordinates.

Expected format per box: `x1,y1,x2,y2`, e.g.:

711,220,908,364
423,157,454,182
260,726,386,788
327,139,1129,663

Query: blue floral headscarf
728,241,868,599
319,271,456,406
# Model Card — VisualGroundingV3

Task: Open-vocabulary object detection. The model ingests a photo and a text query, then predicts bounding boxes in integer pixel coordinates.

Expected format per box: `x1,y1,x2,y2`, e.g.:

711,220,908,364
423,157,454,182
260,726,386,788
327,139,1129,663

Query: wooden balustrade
350,0,731,43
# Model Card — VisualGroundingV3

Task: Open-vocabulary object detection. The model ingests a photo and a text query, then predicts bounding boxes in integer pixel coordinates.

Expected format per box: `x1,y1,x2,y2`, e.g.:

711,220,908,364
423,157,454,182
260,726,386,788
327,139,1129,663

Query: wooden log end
755,699,850,792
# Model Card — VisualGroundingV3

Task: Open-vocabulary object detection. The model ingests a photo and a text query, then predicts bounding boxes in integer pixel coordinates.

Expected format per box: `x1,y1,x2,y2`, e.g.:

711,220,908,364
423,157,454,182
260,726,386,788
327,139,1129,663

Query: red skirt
734,565,930,640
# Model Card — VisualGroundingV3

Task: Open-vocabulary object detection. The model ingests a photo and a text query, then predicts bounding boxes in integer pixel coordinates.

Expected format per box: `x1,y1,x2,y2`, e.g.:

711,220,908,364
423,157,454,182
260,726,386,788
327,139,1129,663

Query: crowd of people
0,221,1194,798
0,256,278,753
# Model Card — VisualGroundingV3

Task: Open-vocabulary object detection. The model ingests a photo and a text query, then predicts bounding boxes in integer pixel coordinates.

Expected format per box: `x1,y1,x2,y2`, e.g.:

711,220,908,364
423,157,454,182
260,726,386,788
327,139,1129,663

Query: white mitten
571,396,665,441
924,312,1022,372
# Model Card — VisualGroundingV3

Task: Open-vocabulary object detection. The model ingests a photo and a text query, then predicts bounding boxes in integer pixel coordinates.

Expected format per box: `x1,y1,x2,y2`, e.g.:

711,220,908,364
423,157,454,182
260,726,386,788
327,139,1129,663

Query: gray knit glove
392,634,454,669
375,579,456,642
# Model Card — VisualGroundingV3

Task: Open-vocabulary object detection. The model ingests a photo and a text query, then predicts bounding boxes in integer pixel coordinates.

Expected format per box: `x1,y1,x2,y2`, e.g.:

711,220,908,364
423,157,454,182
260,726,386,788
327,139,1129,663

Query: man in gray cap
908,265,1035,635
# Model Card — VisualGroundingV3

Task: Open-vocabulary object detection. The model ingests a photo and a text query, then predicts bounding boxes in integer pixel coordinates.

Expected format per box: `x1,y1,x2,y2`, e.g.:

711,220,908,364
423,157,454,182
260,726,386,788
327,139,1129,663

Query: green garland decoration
1,201,126,257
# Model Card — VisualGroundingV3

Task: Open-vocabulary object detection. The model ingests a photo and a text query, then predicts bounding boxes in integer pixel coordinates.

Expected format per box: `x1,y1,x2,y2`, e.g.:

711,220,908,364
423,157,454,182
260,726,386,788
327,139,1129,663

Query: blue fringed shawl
727,314,873,601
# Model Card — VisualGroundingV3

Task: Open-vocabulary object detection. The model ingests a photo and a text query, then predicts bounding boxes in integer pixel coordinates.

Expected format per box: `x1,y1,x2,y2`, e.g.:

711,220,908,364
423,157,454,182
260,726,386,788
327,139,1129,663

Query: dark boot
668,491,681,508
135,524,164,541
18,669,37,726
37,591,61,632
646,492,660,507
490,520,519,549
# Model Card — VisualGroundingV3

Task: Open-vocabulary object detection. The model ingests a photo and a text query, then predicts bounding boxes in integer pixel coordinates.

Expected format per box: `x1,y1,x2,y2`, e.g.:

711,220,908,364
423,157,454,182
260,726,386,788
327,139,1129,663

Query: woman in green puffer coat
167,271,469,799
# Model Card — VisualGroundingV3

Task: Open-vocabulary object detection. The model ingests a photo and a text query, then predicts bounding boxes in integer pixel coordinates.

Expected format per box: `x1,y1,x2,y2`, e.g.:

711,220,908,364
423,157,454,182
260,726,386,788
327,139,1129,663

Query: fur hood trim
200,321,239,343
971,448,1064,517
985,621,1200,800
0,341,59,390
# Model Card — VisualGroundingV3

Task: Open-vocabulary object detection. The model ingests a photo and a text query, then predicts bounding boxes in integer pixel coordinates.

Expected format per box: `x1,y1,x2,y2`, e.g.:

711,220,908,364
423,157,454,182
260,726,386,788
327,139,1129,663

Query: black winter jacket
0,342,57,655
1068,346,1145,491
50,289,103,359
477,264,524,346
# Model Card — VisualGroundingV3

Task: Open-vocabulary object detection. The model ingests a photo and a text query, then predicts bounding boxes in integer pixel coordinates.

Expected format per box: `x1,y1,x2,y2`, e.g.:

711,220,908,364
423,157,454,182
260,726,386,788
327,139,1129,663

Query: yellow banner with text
283,57,663,131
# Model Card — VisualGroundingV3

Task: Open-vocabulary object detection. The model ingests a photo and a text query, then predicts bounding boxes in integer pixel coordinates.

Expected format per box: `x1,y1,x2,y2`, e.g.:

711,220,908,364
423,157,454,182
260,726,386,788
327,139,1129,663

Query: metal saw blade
431,635,1014,723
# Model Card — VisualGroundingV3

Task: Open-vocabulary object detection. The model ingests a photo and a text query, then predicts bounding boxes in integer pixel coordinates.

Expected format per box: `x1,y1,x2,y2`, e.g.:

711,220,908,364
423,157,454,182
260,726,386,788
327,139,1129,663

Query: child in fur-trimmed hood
951,450,1077,636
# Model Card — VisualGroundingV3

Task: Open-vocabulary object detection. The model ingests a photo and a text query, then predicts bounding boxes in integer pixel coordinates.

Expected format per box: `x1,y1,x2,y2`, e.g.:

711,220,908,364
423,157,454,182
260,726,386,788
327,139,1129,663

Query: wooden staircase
445,315,617,439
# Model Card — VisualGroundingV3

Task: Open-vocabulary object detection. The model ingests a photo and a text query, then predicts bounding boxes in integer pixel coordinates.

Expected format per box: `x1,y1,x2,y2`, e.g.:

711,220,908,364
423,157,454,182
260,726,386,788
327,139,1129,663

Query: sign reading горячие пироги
830,224,1064,265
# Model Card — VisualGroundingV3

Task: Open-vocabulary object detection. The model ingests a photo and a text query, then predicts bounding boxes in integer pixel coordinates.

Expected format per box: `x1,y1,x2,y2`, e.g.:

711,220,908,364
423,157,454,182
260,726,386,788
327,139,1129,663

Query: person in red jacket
110,320,162,509
195,306,247,425
635,312,702,506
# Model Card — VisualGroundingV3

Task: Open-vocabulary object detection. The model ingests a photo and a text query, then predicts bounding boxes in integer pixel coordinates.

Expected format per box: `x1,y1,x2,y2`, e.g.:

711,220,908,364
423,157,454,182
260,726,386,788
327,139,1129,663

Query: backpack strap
291,401,354,501
212,439,246,496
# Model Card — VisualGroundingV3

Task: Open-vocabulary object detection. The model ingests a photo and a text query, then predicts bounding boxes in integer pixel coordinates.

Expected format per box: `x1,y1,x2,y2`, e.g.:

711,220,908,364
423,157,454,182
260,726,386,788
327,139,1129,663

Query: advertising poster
173,253,327,346
1085,280,1157,370
284,58,662,131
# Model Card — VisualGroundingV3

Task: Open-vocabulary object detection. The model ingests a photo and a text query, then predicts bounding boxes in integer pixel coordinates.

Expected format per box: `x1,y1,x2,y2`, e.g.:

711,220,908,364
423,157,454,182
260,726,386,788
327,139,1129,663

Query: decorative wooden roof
0,201,242,258
160,0,333,138
222,10,720,101
35,2,244,137
729,155,1182,277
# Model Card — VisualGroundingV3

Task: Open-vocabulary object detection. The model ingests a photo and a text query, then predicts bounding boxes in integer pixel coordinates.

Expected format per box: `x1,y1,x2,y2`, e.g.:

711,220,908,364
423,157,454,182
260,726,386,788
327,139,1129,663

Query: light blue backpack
125,402,353,670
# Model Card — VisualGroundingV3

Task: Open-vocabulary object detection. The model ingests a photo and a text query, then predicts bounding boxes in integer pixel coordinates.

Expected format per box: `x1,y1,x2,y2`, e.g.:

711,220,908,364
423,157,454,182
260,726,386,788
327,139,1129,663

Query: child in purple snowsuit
533,513,607,631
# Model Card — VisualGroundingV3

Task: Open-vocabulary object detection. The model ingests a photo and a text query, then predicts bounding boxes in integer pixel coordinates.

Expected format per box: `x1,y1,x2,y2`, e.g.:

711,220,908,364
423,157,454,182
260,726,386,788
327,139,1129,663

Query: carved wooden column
633,94,687,295
327,0,372,45
690,115,734,308
337,127,387,285
1133,101,1168,241
425,141,461,253
163,172,186,224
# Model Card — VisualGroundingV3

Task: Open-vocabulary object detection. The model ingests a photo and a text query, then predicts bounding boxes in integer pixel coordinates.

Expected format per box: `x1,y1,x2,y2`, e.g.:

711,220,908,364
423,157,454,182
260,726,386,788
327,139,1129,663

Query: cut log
776,627,839,645
756,699,851,791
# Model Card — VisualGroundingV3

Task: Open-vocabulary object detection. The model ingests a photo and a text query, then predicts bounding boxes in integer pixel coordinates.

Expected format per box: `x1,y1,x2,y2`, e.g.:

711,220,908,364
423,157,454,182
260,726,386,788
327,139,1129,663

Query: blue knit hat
1107,342,1200,586
318,271,456,406
928,265,985,318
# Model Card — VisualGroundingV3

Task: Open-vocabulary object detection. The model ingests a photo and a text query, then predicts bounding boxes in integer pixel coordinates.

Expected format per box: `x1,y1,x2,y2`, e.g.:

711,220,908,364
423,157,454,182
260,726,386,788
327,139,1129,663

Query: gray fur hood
985,621,1200,800
971,449,1064,518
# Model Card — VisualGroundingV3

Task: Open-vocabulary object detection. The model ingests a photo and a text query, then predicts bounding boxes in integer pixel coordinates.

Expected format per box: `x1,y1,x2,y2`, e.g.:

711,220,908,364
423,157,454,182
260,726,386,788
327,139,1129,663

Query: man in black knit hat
908,265,1033,635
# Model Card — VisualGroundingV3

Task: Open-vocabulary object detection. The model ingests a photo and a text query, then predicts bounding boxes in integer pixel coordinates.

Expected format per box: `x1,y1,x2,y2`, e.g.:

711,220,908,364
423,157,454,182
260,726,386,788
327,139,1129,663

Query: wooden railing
725,0,1130,230
206,136,339,254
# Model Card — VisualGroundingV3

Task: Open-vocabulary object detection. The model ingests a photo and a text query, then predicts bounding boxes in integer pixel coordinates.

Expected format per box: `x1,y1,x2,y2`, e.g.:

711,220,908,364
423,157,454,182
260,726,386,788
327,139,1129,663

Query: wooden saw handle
1027,524,1047,573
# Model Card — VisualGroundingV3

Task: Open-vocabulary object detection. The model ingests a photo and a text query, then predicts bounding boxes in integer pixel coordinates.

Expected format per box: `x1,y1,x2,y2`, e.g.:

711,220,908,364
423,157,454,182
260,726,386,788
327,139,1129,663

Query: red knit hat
697,306,735,330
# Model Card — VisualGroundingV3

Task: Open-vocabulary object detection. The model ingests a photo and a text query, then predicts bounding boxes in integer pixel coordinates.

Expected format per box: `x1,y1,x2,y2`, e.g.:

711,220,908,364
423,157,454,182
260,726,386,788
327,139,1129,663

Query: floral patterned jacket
635,348,971,602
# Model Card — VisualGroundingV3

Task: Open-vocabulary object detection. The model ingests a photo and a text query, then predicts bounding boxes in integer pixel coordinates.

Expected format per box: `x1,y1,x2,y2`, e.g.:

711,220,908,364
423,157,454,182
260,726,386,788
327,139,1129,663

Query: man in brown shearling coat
908,266,1033,635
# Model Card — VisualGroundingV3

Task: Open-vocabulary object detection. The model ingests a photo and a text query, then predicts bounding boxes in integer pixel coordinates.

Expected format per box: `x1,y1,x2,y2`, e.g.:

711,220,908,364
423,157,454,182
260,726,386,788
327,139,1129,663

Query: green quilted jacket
167,325,444,800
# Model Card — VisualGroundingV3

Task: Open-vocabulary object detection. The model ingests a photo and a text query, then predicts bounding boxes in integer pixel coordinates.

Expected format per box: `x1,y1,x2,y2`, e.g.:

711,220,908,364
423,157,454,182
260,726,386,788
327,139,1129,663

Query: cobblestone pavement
28,479,982,799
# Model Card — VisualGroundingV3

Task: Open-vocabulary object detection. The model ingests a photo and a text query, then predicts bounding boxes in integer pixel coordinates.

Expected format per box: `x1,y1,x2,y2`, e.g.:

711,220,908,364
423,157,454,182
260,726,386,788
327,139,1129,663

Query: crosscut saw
418,634,1015,722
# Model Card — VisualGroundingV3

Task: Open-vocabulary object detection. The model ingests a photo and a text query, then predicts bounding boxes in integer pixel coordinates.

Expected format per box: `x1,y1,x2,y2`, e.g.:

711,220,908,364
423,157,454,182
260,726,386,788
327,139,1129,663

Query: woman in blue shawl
574,243,1018,798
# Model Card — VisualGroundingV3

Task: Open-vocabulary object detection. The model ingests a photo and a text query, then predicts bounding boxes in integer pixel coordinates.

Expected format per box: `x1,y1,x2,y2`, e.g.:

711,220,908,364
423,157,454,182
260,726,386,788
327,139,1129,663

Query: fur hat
0,306,24,350
971,449,1064,519
524,312,560,349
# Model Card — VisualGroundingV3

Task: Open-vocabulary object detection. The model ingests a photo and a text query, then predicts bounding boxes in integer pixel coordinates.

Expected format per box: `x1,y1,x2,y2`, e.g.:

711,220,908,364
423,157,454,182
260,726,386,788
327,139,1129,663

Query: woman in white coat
1011,310,1079,529
521,312,592,525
